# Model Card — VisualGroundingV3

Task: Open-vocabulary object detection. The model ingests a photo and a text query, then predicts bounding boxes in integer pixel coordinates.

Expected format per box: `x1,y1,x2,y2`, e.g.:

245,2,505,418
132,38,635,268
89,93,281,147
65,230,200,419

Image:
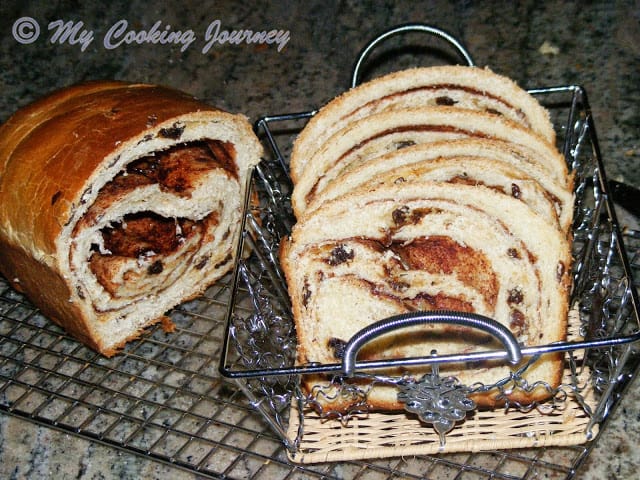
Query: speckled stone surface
0,1,638,479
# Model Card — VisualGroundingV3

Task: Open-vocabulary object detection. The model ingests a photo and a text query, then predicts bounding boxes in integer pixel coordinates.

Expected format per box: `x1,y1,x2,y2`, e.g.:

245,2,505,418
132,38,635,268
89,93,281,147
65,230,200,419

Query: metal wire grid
0,270,620,480
0,259,618,480
0,264,601,480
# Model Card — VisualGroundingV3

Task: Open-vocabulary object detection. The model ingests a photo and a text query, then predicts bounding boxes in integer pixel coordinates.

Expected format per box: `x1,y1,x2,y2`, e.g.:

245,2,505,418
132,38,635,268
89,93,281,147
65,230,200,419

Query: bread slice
291,107,570,219
304,138,574,233
290,65,555,183
0,81,262,356
281,181,571,409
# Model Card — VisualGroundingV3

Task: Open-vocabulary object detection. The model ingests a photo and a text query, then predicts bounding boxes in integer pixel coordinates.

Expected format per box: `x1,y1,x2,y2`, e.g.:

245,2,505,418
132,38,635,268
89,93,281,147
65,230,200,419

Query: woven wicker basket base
286,310,598,464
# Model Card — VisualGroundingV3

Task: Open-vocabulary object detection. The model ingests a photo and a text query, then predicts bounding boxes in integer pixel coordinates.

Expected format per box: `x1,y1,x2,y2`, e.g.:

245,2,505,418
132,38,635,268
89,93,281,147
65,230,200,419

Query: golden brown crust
0,81,224,256
0,239,99,349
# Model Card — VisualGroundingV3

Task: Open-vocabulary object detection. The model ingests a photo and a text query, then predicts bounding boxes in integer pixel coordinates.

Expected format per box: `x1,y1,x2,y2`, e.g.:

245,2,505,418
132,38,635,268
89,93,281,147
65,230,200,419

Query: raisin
509,309,526,331
393,140,417,150
302,280,311,307
392,206,410,225
328,337,347,359
194,256,209,270
507,288,523,305
436,96,456,106
159,122,185,139
388,279,410,291
511,183,521,199
507,248,521,259
51,191,62,205
327,244,354,266
147,260,164,275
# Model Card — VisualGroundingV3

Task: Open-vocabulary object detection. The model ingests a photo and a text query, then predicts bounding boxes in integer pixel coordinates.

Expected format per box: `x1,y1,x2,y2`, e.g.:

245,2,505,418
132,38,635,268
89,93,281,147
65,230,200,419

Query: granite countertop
0,1,638,479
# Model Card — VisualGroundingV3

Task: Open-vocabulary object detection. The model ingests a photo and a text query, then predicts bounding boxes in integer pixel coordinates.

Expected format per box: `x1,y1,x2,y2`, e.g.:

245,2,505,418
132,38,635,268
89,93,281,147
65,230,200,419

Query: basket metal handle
341,311,522,377
351,23,476,88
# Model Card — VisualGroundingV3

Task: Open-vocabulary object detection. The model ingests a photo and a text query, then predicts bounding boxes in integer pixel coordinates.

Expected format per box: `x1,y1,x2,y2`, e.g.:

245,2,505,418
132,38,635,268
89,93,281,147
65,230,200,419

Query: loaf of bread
282,66,574,411
0,81,262,356
281,181,572,408
290,65,557,184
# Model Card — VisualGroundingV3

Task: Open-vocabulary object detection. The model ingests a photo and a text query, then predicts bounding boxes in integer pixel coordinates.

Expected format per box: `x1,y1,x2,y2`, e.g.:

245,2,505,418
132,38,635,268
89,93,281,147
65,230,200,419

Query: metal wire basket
220,24,640,466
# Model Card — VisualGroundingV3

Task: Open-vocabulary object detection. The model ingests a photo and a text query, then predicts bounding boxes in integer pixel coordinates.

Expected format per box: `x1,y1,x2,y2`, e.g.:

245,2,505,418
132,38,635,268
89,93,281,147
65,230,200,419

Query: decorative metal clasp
397,350,475,447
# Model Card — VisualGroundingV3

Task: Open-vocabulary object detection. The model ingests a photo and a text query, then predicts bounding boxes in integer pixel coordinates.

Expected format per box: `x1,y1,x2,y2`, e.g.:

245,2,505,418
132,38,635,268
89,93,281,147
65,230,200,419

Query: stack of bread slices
280,65,574,410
